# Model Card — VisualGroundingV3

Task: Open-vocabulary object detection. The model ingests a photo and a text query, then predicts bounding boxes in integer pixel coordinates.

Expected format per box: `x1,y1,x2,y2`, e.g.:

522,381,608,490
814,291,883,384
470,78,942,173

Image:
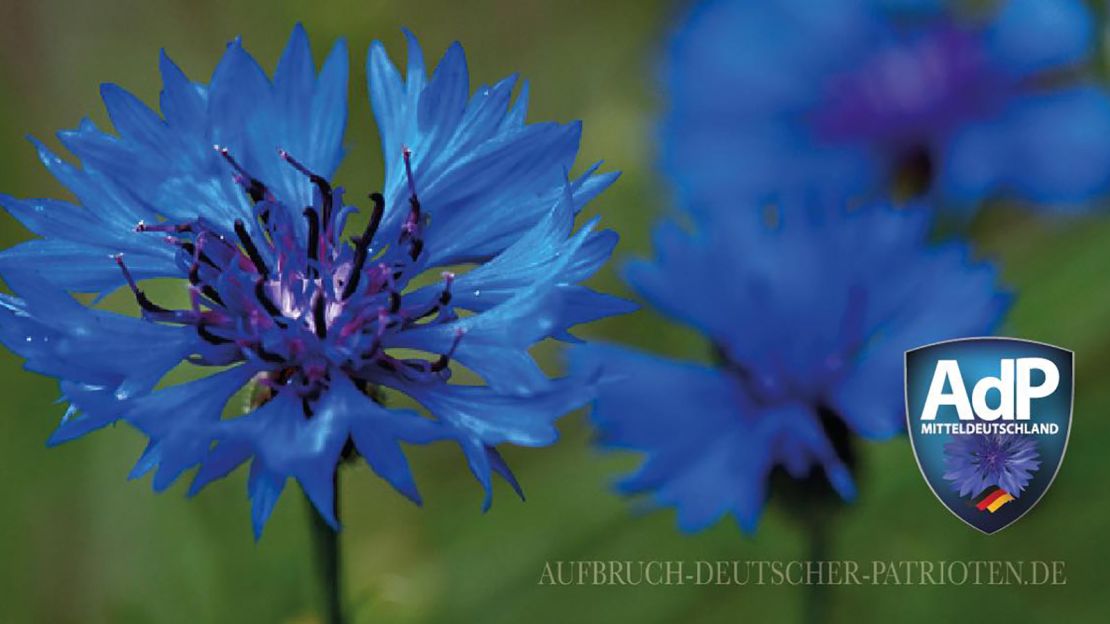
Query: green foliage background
0,1,1107,622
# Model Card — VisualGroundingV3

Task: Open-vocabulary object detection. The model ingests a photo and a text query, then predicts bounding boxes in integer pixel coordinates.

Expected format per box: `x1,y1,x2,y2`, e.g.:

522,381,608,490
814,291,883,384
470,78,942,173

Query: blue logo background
905,338,1073,534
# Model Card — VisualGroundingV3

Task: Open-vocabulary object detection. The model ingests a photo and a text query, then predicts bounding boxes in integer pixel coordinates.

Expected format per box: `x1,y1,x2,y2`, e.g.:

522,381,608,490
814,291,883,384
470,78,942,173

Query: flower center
811,24,1006,148
981,448,1003,469
115,147,463,409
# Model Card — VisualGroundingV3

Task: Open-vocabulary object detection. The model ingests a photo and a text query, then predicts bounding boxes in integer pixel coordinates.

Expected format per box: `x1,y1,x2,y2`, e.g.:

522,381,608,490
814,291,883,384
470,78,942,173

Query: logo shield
905,338,1072,534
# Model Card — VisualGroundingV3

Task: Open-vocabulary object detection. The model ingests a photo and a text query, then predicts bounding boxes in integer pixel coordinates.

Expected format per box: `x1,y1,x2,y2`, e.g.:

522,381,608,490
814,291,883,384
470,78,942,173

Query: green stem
802,516,830,624
308,482,344,624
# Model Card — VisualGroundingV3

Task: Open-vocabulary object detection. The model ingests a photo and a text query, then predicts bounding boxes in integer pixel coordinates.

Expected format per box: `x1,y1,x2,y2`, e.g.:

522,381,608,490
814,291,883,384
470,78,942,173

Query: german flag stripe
986,493,1015,513
975,488,1008,511
972,485,1001,506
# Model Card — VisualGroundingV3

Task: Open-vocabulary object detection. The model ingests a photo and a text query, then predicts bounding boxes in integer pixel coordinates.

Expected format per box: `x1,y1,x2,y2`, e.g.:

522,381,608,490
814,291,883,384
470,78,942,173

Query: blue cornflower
0,26,630,538
573,201,1009,532
943,433,1040,497
662,0,1110,209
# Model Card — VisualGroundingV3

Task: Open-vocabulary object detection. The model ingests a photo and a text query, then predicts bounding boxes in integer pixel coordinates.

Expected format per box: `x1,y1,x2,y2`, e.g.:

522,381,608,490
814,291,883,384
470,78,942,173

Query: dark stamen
186,260,224,306
179,243,219,269
216,146,270,203
253,279,284,319
254,346,287,364
136,221,192,234
313,293,327,339
401,149,424,261
411,272,454,322
185,237,225,306
430,330,464,372
304,207,320,278
201,286,224,306
439,272,455,305
408,235,424,262
402,148,419,200
234,219,270,278
280,150,334,230
115,255,172,315
341,193,385,300
197,322,233,345
365,192,386,241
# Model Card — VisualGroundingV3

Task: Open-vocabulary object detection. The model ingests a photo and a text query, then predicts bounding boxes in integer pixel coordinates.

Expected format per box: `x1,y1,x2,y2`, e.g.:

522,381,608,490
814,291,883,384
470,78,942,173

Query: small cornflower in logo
943,433,1041,503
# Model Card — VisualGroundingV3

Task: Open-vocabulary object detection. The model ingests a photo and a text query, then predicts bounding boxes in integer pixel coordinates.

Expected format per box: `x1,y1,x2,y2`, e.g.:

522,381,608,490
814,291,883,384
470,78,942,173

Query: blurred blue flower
663,0,1110,210
943,433,1040,497
573,202,1009,532
0,26,630,538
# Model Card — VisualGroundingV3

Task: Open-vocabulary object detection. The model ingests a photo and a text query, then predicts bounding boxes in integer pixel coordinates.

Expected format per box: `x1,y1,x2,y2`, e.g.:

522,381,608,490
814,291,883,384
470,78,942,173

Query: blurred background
0,0,1108,622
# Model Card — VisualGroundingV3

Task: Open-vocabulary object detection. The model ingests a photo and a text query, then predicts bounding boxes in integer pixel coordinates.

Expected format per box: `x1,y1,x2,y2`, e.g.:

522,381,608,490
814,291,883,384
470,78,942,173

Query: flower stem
308,481,344,624
771,462,850,624
802,516,830,624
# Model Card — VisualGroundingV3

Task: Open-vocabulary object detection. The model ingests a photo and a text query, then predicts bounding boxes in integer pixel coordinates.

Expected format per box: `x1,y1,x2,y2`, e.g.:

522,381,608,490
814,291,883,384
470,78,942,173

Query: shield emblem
904,337,1073,534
